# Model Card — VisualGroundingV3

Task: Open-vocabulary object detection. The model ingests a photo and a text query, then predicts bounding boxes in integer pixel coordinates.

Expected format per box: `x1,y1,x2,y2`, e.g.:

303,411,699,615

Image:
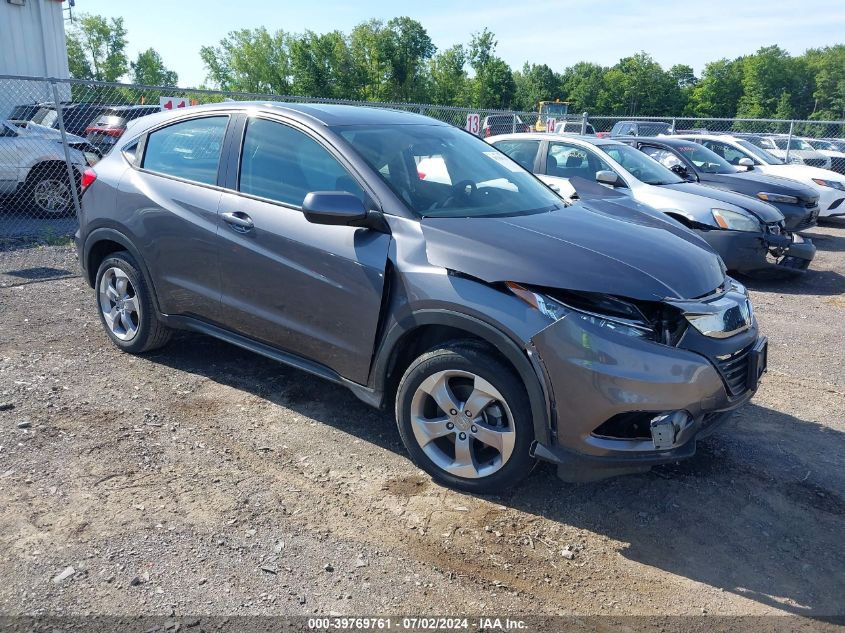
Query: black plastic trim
369,309,552,446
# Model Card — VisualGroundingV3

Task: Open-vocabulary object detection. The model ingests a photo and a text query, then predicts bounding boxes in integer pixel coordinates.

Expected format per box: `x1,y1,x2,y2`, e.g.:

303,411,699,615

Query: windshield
808,139,835,151
336,124,562,219
736,140,784,164
32,107,58,128
640,123,672,135
601,143,684,185
674,143,737,174
543,103,569,116
772,137,813,151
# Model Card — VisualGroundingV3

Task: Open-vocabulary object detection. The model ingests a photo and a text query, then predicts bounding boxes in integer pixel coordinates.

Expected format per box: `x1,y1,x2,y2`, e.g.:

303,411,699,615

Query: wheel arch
84,228,163,315
371,309,552,447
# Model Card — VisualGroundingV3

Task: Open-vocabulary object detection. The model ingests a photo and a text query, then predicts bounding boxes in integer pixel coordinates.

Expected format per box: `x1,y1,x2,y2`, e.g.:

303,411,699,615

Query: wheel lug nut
446,422,454,430
464,410,472,417
458,432,466,440
471,425,478,433
449,409,457,415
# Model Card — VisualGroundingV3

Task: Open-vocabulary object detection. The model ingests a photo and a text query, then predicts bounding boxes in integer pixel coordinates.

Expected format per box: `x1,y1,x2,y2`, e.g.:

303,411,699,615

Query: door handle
221,211,254,232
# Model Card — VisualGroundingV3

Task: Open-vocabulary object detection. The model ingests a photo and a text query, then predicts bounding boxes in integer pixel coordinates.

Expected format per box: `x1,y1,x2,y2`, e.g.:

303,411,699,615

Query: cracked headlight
506,282,655,339
711,208,761,232
811,178,845,191
757,192,798,204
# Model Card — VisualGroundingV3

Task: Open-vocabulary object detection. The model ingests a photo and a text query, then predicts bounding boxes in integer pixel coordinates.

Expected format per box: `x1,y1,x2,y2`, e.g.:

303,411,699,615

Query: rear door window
641,146,683,169
547,141,613,180
701,140,747,165
142,116,229,185
490,139,541,171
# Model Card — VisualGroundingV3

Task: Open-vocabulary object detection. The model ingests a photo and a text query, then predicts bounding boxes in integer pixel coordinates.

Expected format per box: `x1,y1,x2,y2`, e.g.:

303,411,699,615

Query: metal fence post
581,112,588,135
671,117,677,134
50,79,83,220
785,120,794,163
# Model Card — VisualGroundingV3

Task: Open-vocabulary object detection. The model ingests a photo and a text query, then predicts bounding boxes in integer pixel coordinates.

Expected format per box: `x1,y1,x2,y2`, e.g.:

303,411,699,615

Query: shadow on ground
145,331,845,618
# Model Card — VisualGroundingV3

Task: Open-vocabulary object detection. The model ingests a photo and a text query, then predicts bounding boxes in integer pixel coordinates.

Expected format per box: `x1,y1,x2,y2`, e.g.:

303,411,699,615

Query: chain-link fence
2,74,844,277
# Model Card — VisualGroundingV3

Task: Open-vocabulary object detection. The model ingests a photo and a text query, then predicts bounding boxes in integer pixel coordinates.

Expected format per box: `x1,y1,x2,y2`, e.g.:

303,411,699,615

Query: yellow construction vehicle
535,99,571,132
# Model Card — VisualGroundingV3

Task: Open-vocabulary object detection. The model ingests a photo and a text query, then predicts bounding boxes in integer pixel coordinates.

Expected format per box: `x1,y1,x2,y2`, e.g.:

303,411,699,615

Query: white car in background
0,120,99,216
553,120,597,135
802,138,845,175
744,135,831,170
677,134,845,219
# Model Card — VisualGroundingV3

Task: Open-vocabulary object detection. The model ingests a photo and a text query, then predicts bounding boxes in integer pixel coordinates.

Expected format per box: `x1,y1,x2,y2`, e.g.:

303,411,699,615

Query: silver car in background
489,133,816,276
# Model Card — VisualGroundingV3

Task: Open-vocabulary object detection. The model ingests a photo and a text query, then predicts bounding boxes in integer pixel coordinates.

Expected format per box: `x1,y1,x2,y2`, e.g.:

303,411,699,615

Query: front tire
94,251,171,354
395,341,535,493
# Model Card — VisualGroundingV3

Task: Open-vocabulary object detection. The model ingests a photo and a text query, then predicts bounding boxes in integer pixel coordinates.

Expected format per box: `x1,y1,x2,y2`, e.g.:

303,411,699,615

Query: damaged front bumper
527,309,765,482
701,228,816,276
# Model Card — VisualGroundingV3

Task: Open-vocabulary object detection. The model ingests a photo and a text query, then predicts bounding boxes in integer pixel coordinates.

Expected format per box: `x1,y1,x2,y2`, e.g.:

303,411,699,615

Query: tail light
84,127,124,138
80,168,97,193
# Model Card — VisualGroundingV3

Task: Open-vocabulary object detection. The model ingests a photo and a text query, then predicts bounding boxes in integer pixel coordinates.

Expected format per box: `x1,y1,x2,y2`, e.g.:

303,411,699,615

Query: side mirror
596,170,622,187
670,164,695,181
303,191,369,227
737,157,754,171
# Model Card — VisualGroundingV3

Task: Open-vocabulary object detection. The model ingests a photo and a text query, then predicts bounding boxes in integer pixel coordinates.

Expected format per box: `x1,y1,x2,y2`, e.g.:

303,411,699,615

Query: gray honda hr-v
75,102,767,492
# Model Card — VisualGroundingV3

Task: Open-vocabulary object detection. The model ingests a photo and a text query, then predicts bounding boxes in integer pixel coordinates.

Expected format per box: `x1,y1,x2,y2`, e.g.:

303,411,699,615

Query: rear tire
395,341,535,494
94,251,171,354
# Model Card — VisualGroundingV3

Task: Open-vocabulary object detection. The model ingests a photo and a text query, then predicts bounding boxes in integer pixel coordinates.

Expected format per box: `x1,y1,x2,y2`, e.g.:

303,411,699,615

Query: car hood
14,121,88,144
711,172,819,202
663,182,784,223
421,200,726,302
761,164,845,183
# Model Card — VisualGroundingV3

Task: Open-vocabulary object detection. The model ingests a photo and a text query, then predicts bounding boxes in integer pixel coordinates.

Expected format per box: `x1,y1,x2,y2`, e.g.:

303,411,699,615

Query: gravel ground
0,221,843,626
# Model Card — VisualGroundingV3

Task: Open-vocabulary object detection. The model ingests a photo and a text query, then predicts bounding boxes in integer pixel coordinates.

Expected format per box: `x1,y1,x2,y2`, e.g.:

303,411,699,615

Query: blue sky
73,0,845,88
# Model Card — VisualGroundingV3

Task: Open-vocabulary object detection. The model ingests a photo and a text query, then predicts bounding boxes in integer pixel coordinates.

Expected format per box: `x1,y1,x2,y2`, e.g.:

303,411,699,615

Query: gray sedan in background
490,133,817,276
76,103,766,490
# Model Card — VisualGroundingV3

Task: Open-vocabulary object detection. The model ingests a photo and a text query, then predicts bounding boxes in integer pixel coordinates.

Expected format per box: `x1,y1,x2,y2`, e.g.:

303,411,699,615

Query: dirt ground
0,221,843,626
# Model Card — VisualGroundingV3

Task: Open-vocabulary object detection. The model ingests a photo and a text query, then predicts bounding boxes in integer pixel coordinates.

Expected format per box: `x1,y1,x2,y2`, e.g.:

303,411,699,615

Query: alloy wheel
409,369,516,479
32,178,72,215
98,267,140,341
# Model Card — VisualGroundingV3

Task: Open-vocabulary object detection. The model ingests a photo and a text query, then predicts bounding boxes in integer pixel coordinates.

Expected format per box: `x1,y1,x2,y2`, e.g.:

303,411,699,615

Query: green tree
736,46,800,118
468,29,515,109
349,20,394,101
687,58,744,117
560,62,607,112
66,13,128,81
289,30,359,98
385,17,435,102
200,27,291,93
596,52,680,115
513,63,561,111
130,48,178,86
804,45,845,120
428,45,468,106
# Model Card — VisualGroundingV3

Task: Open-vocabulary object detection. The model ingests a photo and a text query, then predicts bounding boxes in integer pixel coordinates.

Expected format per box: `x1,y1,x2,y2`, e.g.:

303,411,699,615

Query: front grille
795,213,818,231
830,157,845,175
716,344,753,397
804,158,827,168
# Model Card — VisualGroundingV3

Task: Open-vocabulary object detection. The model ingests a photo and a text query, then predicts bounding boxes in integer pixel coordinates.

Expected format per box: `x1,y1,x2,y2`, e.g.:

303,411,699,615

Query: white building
0,0,70,119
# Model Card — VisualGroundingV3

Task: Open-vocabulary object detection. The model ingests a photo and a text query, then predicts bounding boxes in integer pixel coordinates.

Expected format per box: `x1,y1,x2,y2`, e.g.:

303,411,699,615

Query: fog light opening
650,411,693,450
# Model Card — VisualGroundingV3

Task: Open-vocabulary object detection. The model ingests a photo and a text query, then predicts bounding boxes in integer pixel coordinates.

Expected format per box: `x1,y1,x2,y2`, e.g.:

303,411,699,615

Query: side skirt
161,314,384,410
